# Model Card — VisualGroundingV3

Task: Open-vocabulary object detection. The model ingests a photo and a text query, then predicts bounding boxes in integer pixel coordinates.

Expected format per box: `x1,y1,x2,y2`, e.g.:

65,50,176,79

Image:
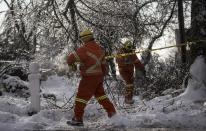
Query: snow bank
190,56,206,83
109,114,130,127
0,56,206,130
0,96,30,116
41,75,78,101
177,55,206,102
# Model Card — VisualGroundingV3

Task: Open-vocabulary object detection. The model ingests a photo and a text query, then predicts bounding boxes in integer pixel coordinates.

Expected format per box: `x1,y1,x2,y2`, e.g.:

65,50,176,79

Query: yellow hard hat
123,40,133,50
80,29,94,42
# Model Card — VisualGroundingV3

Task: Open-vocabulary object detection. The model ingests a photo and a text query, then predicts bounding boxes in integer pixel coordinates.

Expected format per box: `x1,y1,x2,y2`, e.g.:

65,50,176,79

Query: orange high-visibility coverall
67,40,116,121
116,49,144,102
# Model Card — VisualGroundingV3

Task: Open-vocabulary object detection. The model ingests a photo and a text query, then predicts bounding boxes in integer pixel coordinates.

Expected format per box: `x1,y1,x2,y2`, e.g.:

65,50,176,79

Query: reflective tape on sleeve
96,95,108,101
73,52,81,62
125,84,134,87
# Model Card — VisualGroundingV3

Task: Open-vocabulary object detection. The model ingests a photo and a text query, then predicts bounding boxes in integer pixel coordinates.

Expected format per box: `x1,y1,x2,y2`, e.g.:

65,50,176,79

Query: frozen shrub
106,53,189,101
1,75,30,98
137,53,189,100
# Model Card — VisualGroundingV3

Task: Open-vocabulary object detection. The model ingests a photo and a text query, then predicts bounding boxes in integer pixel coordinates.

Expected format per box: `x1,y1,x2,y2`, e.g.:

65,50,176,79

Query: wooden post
28,62,41,114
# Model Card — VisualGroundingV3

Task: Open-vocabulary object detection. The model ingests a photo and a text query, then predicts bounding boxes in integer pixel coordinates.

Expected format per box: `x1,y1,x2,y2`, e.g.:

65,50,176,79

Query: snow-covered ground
0,56,206,131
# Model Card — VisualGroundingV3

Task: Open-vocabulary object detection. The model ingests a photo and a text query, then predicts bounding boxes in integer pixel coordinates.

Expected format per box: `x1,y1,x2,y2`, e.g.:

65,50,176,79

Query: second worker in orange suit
116,40,145,105
67,29,116,126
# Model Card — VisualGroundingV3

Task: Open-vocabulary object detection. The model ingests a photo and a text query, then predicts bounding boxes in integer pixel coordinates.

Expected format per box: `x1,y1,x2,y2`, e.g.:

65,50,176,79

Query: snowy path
1,56,206,130
1,75,206,130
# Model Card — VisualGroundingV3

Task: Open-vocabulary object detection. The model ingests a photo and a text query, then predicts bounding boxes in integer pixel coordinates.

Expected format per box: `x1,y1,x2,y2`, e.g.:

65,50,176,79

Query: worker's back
75,41,105,76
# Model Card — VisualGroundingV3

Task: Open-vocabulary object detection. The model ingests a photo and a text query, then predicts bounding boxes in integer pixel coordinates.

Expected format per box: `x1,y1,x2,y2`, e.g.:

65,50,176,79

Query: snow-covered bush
0,63,30,97
1,75,29,98
138,53,188,100
0,63,29,81
6,66,28,81
105,53,188,101
129,53,188,100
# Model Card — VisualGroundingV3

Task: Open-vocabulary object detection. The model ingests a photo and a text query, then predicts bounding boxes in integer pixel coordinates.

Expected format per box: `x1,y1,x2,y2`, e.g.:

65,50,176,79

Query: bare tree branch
143,0,177,65
52,0,70,36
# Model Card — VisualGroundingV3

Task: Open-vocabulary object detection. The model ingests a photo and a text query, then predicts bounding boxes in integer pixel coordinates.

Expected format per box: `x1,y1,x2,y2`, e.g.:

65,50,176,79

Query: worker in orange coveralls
66,29,116,126
116,40,145,105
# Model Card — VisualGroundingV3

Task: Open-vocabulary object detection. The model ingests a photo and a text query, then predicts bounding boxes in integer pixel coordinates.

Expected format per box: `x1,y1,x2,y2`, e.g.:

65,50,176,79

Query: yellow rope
105,40,206,60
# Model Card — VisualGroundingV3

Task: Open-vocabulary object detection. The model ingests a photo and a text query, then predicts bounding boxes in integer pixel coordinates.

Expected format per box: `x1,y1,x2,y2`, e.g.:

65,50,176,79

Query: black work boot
124,95,134,104
124,87,134,104
67,117,84,126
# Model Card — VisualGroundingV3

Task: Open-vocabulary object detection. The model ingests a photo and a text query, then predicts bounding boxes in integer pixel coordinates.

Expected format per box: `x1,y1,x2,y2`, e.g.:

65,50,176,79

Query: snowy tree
73,0,178,64
188,0,206,63
0,0,190,66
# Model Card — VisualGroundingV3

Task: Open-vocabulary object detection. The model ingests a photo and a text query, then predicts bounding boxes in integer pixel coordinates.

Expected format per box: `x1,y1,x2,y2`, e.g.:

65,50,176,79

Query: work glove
135,68,146,79
68,63,77,72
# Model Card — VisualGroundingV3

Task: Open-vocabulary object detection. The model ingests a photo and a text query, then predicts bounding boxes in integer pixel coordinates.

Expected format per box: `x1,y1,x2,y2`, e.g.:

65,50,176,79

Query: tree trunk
178,0,186,64
189,0,206,63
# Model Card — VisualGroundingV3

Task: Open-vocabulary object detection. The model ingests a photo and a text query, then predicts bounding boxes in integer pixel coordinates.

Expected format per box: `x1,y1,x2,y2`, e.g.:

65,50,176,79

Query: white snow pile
0,56,206,131
177,55,206,102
